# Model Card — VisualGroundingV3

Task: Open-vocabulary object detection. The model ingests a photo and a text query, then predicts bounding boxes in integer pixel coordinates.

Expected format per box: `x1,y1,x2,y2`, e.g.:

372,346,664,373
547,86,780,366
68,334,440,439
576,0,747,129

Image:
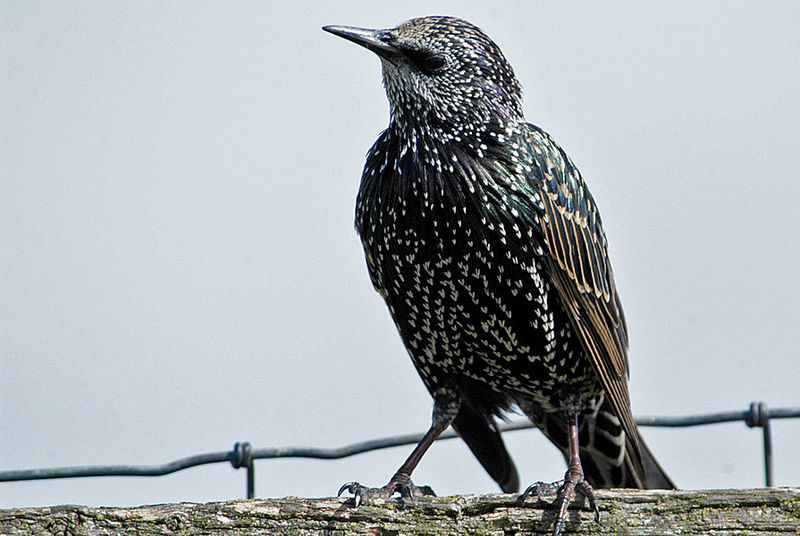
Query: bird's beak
322,25,399,60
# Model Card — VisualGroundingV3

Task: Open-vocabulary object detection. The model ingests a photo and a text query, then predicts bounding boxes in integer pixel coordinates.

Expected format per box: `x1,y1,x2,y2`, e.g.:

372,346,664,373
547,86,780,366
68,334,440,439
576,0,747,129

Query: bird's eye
421,54,447,74
401,47,447,75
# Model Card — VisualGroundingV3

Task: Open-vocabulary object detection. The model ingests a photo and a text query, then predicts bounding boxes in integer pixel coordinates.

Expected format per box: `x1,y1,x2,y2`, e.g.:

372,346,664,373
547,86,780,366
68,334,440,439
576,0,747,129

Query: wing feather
521,125,643,478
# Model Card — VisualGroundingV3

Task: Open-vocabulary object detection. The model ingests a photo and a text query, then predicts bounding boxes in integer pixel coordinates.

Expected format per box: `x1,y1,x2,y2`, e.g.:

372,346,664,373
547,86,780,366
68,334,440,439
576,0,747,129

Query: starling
324,16,674,534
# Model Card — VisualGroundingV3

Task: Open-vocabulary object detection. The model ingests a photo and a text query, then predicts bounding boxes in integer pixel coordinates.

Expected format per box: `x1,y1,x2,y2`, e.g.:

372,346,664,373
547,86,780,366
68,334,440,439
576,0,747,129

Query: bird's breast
361,195,595,403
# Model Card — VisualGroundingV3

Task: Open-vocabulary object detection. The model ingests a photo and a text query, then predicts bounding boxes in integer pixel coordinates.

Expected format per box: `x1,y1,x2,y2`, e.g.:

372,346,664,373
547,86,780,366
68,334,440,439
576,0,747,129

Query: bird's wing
516,123,643,478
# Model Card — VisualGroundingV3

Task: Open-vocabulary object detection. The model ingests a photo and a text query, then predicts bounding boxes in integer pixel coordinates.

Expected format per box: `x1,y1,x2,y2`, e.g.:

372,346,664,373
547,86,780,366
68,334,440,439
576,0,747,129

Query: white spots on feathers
351,18,606,413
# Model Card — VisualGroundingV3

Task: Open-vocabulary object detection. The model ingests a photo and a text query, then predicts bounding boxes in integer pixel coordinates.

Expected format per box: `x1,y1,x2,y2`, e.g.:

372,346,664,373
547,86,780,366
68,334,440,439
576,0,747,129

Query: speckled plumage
324,16,673,520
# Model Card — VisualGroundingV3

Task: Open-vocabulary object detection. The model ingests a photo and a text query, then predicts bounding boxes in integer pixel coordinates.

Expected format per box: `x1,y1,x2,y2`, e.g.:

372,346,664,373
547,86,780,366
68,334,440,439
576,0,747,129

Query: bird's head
324,16,523,138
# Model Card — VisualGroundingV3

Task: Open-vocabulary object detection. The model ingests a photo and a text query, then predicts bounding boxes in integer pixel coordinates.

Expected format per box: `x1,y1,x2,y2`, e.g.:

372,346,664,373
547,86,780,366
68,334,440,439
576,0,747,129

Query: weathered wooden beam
1,488,798,535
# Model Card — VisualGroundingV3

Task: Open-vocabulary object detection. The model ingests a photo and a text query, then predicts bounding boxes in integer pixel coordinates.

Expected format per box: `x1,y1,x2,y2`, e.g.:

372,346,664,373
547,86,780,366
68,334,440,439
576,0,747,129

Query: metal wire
1,402,797,498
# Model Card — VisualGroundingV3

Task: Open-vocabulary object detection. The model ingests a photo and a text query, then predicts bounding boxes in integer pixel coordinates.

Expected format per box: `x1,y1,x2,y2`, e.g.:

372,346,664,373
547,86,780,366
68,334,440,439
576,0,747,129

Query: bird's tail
535,398,675,489
636,432,675,489
452,402,520,493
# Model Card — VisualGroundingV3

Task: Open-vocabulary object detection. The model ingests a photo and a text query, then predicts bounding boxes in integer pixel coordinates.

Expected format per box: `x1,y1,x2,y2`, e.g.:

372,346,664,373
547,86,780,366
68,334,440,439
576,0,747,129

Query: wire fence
2,401,798,500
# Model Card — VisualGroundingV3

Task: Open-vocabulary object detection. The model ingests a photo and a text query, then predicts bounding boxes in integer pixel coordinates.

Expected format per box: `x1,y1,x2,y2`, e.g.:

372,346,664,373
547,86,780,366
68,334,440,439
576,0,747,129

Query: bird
323,16,675,535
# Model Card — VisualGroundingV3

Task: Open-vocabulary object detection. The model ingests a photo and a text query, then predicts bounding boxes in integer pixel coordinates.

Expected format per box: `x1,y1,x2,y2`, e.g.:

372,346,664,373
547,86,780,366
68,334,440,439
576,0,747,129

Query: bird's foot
337,473,435,507
520,469,599,536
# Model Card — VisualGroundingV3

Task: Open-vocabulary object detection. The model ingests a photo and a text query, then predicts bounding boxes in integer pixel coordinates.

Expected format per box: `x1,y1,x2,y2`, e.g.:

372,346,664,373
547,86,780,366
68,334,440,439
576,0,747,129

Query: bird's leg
521,413,599,536
338,387,459,506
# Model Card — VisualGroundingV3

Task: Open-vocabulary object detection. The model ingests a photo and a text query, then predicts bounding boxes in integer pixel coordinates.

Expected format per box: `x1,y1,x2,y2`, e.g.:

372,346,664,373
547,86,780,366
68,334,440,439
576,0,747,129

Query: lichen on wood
1,488,798,535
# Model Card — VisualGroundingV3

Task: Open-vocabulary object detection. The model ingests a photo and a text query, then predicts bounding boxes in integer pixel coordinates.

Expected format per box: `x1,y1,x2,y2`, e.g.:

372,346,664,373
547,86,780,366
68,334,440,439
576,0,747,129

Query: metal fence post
231,442,254,498
745,402,773,487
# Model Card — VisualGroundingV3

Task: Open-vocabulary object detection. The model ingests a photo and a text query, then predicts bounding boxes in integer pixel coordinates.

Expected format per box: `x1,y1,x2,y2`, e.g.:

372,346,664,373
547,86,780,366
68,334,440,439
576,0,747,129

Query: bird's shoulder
499,121,629,369
503,123,614,300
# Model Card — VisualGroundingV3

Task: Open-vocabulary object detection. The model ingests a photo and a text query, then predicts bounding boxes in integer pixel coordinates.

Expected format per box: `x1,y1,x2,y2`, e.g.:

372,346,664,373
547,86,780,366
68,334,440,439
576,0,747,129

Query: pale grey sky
2,1,799,508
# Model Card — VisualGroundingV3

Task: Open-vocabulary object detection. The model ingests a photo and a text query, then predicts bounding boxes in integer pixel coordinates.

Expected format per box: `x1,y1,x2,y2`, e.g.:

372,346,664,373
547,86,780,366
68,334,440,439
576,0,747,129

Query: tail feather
638,432,675,489
452,404,520,493
532,399,675,489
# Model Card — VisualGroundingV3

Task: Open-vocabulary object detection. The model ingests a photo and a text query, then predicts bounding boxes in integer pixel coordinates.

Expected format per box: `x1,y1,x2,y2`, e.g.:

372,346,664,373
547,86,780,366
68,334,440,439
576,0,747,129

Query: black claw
551,490,572,536
337,475,434,507
520,480,561,501
337,481,358,497
519,484,535,501
520,475,598,536
399,482,414,499
577,481,600,521
337,481,368,508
